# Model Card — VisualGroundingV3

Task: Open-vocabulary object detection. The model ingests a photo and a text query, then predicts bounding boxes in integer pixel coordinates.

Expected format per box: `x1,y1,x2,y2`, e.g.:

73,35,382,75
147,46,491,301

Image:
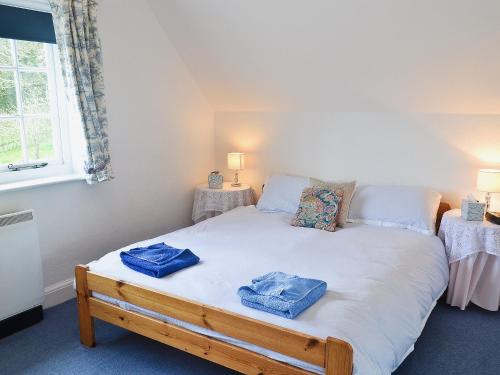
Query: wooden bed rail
75,265,353,375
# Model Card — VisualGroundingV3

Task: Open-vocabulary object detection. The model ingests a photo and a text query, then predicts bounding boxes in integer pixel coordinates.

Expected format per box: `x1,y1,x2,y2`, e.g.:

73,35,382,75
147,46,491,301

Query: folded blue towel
120,242,199,278
237,272,327,319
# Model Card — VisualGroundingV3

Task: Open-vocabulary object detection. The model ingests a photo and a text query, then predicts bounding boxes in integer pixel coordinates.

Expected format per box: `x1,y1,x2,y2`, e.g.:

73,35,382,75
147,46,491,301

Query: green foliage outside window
0,39,12,66
0,70,17,115
17,40,46,67
0,38,55,165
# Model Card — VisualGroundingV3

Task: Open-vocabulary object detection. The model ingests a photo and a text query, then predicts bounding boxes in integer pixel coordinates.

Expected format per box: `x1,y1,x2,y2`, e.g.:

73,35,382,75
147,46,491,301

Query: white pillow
347,185,442,235
257,175,310,214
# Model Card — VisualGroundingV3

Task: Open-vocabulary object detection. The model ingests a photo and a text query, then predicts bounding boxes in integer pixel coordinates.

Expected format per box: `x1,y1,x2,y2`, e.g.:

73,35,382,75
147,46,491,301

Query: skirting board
44,278,75,309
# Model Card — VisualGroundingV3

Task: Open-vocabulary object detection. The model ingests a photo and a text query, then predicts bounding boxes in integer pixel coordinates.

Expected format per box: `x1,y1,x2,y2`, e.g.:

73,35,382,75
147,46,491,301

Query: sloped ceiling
148,0,500,113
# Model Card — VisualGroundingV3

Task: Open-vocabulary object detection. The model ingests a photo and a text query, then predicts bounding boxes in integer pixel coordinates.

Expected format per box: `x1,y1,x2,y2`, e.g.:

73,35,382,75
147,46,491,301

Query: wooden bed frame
75,202,451,375
75,266,352,374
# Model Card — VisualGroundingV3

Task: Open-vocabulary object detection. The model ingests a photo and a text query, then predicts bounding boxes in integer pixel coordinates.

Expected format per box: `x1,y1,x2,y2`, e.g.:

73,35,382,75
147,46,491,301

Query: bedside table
192,182,254,222
438,209,500,311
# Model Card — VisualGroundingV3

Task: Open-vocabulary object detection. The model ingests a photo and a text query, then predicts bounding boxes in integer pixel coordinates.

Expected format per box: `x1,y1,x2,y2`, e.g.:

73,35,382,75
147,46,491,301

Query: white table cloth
192,182,254,222
438,209,500,311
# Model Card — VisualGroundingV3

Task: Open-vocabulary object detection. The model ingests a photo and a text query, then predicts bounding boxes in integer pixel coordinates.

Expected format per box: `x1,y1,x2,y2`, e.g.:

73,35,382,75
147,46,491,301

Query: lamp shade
227,152,245,170
477,169,500,193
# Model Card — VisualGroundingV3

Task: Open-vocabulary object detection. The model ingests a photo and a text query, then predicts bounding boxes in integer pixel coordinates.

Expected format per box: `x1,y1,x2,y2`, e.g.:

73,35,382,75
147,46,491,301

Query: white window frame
0,0,51,12
0,38,77,186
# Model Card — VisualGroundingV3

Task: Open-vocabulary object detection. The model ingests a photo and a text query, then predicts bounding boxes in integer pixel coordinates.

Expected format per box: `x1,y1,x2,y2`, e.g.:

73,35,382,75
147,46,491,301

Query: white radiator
0,210,44,321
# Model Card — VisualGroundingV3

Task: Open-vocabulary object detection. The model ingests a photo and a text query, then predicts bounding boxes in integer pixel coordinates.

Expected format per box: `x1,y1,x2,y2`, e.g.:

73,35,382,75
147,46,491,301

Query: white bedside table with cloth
439,209,500,311
192,182,254,223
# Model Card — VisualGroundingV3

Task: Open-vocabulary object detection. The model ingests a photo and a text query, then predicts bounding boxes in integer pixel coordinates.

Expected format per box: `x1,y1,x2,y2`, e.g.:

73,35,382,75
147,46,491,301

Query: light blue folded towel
237,272,327,319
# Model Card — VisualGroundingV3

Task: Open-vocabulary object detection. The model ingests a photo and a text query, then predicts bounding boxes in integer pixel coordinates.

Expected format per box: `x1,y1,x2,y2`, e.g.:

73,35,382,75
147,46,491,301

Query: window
0,37,74,185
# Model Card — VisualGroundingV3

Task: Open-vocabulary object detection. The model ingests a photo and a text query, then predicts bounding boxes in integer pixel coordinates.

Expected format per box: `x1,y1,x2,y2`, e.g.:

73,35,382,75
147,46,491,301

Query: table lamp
227,152,245,187
477,169,500,224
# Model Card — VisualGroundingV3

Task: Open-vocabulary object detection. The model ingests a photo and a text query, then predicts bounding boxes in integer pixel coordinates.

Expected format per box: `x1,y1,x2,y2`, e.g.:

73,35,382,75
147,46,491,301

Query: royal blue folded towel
120,242,199,278
237,272,326,319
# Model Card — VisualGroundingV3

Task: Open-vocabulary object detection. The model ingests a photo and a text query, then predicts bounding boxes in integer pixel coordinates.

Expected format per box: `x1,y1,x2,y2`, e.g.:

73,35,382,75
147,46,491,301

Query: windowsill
0,174,86,193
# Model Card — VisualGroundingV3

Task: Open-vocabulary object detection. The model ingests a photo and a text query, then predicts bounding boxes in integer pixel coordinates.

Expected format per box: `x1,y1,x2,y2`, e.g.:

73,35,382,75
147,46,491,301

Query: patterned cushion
292,188,343,232
310,178,356,227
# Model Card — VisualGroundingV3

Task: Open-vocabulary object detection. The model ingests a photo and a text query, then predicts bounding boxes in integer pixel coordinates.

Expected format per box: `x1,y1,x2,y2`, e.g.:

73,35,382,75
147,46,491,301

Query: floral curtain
49,0,113,183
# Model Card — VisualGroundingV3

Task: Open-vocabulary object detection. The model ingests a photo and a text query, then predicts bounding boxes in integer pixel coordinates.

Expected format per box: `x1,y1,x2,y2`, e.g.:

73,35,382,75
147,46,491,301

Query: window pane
0,38,12,66
0,119,23,165
16,40,46,68
0,70,17,115
25,117,55,161
21,71,49,114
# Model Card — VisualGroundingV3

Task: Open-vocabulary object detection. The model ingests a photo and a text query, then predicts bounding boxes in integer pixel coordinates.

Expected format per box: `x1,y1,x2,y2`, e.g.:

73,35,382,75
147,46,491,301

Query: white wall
151,0,500,212
0,0,214,306
149,0,500,114
150,0,500,210
215,112,500,209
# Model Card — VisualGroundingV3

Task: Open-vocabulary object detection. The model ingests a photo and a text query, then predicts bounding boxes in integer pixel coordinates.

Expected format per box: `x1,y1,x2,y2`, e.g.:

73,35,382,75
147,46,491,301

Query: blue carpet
0,298,498,374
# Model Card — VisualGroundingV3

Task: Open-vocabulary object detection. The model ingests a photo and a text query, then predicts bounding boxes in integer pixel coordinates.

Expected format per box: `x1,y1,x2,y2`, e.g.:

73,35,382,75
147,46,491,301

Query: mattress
88,205,449,375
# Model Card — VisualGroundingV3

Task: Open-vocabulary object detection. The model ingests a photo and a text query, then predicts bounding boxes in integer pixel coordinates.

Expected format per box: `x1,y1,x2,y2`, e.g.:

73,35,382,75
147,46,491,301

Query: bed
76,204,450,375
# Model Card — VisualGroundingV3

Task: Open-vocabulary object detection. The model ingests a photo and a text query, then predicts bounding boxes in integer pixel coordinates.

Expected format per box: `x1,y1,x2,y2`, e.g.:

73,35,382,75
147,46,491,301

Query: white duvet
89,206,449,375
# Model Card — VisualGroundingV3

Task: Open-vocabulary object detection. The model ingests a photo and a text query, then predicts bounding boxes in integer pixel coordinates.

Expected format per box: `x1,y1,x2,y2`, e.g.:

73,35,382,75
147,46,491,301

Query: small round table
438,209,500,311
192,182,254,222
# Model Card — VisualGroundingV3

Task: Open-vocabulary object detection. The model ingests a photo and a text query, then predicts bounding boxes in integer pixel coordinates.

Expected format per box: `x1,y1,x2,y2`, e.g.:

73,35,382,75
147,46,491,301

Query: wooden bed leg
325,337,353,375
75,265,95,347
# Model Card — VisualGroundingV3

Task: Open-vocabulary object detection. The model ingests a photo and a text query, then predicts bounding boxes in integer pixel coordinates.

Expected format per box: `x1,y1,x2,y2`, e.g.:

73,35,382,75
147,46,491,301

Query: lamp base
231,170,240,187
485,211,500,225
